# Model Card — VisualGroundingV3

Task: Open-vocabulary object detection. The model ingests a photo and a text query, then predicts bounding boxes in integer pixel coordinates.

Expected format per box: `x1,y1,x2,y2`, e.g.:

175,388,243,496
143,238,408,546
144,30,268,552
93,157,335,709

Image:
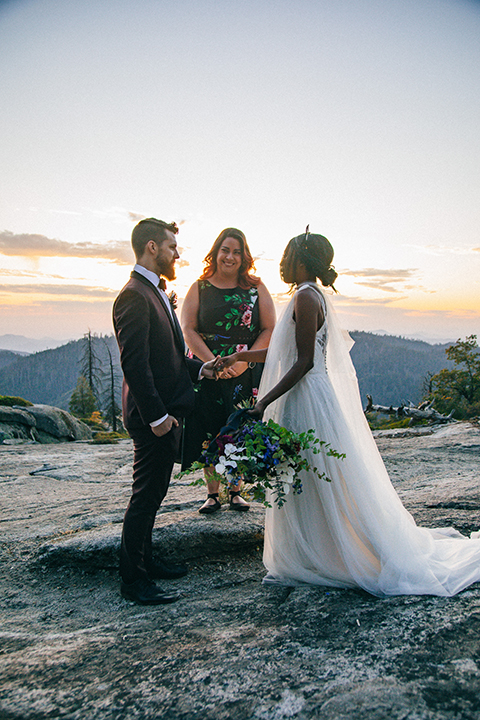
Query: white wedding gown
261,283,480,597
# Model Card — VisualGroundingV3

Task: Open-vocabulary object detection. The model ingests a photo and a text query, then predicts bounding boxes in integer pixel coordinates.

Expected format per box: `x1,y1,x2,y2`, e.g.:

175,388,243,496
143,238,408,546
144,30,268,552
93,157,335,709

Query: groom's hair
131,218,179,260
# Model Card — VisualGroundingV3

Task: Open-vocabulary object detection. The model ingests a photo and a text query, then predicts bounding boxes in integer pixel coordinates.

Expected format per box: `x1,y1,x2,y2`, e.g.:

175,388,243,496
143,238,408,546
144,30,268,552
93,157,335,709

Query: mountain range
0,331,453,411
0,334,69,354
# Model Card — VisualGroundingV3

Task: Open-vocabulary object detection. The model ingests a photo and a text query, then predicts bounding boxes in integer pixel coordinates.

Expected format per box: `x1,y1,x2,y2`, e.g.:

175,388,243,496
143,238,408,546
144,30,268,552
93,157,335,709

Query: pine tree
69,376,97,418
427,335,480,418
101,339,122,432
80,330,102,404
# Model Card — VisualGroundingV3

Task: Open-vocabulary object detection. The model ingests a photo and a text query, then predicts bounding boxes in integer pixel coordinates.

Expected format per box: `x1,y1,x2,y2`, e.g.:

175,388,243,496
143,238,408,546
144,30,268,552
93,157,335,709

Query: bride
218,229,480,597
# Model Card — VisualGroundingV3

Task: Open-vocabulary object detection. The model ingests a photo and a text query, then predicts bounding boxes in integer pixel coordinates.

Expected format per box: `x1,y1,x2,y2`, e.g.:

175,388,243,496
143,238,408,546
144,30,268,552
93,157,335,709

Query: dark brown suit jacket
113,271,202,432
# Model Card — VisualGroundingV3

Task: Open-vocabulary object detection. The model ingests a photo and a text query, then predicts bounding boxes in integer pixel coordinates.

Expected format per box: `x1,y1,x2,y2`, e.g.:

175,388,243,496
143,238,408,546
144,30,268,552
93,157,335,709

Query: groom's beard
155,257,176,281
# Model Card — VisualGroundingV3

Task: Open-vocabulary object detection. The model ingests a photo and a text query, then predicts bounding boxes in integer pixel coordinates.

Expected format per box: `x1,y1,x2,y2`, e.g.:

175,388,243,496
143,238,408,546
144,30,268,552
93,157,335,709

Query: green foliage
90,431,128,444
69,376,97,418
0,335,122,411
349,331,453,406
0,395,33,407
178,409,345,508
426,335,480,419
366,414,414,431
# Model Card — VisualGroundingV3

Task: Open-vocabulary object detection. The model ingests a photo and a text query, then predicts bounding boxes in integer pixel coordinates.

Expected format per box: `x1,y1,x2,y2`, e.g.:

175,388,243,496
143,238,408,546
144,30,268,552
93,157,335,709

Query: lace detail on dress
297,283,328,372
316,324,328,368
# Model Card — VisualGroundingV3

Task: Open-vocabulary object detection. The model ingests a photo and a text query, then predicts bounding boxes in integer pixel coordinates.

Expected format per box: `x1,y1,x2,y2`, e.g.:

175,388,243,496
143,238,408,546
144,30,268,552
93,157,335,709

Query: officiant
181,228,275,513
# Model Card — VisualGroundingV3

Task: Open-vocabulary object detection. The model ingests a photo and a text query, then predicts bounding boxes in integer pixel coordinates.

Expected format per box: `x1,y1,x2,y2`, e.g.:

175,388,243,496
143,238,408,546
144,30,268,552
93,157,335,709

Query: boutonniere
168,291,178,310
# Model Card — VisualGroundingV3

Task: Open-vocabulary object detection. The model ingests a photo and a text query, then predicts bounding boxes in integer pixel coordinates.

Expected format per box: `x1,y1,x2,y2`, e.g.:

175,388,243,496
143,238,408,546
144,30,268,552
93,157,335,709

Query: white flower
277,462,295,484
224,443,248,461
215,455,237,475
283,483,291,495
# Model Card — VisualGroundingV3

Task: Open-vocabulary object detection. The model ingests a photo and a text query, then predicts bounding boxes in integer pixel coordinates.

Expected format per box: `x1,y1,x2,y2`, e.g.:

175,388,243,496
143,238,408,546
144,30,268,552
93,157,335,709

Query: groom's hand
151,415,179,437
201,356,223,380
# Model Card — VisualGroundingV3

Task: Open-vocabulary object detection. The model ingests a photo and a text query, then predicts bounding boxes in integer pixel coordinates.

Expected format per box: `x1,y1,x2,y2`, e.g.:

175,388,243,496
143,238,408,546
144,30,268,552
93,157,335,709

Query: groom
113,217,218,605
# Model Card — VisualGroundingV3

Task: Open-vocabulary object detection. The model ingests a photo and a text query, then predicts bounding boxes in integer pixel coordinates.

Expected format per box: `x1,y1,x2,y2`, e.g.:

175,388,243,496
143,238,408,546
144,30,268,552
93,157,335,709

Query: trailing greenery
178,407,345,508
424,335,480,419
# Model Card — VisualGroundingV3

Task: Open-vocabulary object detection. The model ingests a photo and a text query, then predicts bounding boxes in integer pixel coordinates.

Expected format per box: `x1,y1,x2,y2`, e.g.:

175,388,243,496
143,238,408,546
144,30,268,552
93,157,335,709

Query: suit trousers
120,422,183,584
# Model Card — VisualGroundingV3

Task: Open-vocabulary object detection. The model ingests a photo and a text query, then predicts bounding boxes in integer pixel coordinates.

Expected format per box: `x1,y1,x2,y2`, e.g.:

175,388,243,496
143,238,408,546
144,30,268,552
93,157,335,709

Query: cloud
342,268,417,280
128,211,146,222
341,267,419,293
406,244,480,257
0,283,116,298
0,268,66,279
334,293,409,307
0,230,133,264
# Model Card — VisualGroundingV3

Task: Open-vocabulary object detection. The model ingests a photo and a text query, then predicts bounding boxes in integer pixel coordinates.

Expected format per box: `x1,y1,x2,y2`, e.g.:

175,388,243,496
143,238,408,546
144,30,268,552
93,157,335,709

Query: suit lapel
131,271,186,352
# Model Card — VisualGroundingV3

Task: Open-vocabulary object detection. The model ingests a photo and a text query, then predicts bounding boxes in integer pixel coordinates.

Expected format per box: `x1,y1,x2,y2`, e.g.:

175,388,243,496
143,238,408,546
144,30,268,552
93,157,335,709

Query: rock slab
1,422,480,719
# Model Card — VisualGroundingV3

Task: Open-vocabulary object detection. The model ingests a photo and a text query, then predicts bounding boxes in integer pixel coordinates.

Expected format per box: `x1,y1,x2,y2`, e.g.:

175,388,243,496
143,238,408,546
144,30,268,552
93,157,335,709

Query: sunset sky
0,0,479,345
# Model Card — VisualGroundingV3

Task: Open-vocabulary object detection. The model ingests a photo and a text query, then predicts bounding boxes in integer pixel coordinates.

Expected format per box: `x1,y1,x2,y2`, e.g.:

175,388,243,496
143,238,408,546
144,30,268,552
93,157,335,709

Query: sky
0,0,479,345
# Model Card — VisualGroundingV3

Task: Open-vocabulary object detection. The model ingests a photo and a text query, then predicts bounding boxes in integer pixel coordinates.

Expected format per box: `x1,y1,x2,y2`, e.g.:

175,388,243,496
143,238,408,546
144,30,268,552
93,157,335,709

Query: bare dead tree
365,395,454,425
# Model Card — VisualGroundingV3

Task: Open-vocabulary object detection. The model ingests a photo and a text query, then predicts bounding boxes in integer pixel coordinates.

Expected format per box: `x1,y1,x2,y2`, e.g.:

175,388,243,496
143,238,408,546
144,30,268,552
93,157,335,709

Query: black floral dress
181,280,264,469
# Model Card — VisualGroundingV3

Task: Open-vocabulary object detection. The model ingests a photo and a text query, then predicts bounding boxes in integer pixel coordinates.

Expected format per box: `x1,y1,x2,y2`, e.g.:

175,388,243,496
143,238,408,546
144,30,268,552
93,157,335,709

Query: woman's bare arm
251,288,324,417
181,282,216,362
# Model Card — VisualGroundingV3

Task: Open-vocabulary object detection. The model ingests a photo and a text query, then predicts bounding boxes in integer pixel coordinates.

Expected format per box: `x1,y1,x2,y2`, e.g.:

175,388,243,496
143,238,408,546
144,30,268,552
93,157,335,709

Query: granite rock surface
1,422,480,719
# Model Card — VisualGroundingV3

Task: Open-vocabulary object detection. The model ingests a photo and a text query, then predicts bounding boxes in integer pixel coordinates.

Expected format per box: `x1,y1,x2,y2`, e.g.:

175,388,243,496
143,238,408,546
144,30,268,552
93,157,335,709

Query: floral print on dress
197,281,260,358
216,287,258,333
240,306,252,328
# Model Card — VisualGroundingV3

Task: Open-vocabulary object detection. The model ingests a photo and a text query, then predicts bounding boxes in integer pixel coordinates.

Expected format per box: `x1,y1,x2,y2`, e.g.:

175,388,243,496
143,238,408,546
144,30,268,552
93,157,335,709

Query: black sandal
229,490,250,512
199,493,221,514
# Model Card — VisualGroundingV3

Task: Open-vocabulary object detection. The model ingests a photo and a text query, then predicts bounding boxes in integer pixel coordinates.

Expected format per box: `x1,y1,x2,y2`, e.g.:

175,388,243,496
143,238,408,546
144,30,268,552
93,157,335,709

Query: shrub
0,395,33,407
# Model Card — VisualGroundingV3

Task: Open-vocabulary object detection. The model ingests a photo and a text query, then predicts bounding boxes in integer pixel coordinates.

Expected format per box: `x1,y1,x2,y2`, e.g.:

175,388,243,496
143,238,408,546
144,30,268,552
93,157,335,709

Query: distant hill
0,334,68,354
0,330,455,410
349,331,453,406
0,349,24,371
0,335,121,409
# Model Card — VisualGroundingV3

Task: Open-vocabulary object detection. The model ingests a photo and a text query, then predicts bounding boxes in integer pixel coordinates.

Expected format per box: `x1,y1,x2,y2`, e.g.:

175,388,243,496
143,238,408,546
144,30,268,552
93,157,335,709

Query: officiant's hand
218,360,248,379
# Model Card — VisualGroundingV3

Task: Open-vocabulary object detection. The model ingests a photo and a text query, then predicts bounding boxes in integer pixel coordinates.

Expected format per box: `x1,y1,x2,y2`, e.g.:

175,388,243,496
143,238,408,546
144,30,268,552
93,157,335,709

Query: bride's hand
216,353,248,379
247,399,266,420
215,352,238,371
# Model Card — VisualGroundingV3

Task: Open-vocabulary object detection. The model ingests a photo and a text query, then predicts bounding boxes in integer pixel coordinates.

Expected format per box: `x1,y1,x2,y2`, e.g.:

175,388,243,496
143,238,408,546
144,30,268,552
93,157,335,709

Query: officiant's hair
200,227,260,290
284,232,338,289
131,218,179,260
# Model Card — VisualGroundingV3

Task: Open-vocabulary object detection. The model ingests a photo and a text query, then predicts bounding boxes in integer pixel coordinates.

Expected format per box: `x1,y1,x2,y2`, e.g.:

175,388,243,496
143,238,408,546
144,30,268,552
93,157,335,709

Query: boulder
20,404,92,441
0,403,92,443
0,405,36,426
0,405,38,442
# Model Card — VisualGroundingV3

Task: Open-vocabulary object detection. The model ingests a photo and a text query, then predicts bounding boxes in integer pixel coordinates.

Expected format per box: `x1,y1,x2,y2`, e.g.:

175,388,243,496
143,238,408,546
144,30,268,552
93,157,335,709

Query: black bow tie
158,278,166,291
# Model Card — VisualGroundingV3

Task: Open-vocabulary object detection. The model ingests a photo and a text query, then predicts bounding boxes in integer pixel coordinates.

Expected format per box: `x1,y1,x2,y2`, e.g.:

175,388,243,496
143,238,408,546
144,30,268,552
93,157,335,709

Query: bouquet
178,407,345,508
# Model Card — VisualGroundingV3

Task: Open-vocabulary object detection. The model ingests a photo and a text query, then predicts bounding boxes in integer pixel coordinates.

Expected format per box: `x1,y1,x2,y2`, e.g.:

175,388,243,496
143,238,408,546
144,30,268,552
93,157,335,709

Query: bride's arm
216,347,268,369
251,289,324,418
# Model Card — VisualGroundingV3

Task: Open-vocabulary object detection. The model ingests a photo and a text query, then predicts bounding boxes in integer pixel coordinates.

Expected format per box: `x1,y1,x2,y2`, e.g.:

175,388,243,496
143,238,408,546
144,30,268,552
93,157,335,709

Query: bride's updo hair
285,231,338,289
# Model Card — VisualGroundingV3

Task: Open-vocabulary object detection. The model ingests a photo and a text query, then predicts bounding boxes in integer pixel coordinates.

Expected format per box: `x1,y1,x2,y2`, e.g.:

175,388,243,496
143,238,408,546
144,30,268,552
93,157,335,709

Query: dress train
260,283,480,597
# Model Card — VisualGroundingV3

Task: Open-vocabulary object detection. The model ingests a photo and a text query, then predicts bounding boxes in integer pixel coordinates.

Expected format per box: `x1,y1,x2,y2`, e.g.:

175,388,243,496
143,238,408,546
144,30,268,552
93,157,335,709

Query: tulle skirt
261,287,480,597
